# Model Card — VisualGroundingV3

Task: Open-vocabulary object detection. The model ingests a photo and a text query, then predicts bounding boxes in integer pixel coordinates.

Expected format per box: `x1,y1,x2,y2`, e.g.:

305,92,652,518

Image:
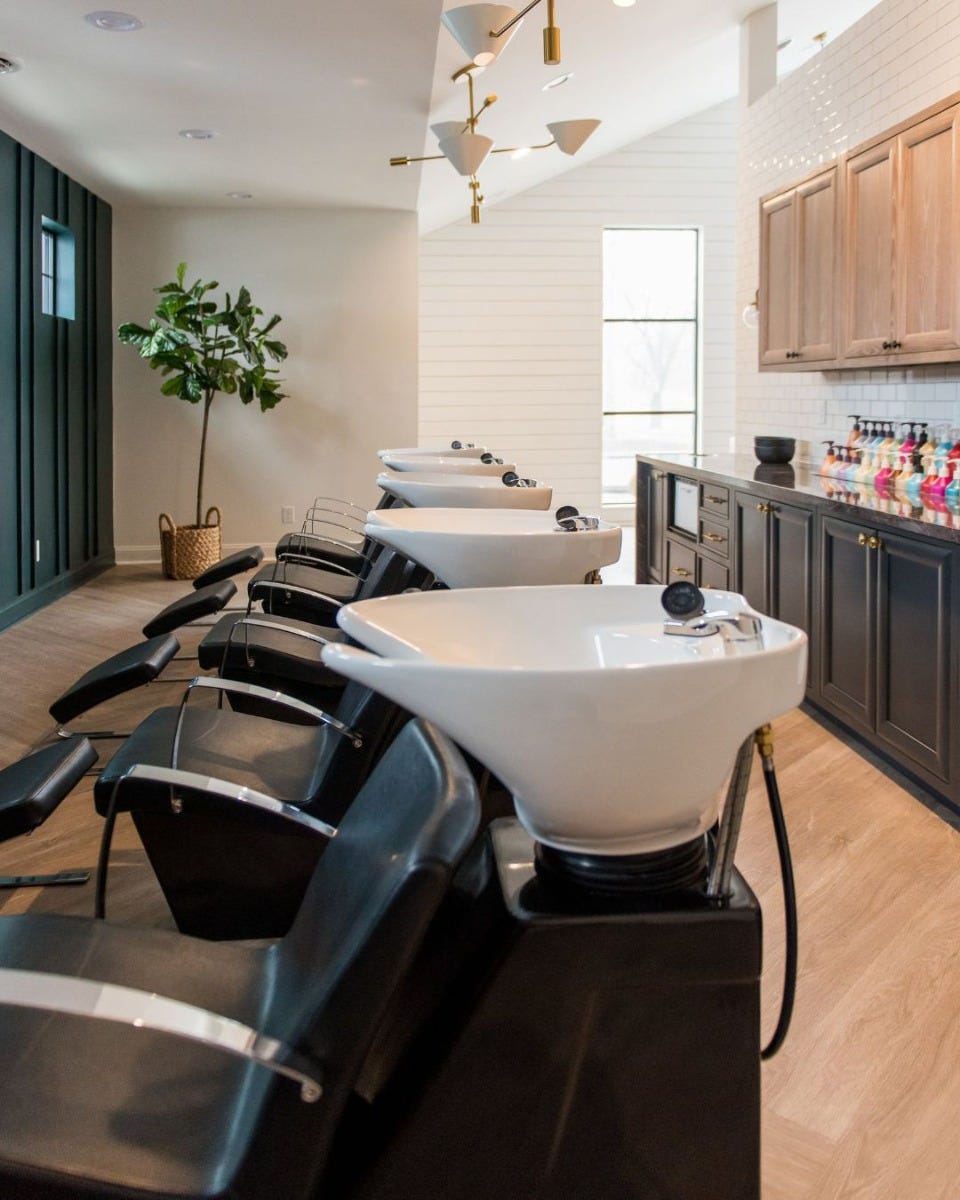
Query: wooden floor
2,564,960,1198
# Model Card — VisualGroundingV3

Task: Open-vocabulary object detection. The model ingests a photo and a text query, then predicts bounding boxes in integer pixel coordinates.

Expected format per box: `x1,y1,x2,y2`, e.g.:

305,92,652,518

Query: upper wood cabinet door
843,138,897,360
759,189,796,366
895,106,960,354
795,168,839,362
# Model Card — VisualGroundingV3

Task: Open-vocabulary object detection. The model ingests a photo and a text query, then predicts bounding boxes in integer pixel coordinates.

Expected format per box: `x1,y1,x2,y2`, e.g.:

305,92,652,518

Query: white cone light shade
430,121,467,141
439,132,494,176
441,4,521,66
547,118,602,155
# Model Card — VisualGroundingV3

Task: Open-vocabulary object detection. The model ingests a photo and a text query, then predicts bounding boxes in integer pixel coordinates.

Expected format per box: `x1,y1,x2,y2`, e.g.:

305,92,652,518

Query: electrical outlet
281,505,295,525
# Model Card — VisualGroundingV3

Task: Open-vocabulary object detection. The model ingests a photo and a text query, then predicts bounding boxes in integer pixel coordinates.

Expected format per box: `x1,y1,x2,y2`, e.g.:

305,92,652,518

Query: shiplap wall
737,0,960,460
419,100,738,514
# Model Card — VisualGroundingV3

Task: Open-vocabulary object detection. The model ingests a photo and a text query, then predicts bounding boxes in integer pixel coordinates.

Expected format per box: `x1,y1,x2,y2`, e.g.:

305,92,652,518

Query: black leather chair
93,676,416,938
0,740,97,889
0,719,478,1200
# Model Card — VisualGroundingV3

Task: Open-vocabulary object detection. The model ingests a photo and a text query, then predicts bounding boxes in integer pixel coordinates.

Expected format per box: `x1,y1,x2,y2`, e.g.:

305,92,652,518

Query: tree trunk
196,394,214,527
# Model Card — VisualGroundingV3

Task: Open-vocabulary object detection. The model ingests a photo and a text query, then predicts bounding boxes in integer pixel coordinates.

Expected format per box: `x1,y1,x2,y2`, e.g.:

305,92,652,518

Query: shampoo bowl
363,507,621,587
322,585,807,857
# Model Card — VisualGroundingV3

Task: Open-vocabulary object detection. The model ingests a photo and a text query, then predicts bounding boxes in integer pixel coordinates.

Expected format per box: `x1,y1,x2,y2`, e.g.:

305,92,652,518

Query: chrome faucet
663,610,764,644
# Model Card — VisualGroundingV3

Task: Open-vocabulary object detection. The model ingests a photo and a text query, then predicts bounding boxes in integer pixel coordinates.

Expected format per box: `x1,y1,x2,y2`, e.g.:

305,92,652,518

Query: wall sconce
390,63,600,224
442,0,562,66
742,289,760,330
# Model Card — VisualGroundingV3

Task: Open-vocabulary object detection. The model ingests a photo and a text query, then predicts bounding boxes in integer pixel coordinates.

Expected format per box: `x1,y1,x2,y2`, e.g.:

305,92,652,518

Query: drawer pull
703,533,727,544
671,567,692,578
705,496,725,505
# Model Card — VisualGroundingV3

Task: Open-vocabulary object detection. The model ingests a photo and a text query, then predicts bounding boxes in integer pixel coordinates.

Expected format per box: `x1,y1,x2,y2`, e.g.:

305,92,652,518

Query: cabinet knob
882,341,891,350
891,340,901,351
671,567,692,578
868,534,883,551
858,532,869,546
653,471,665,480
755,503,771,514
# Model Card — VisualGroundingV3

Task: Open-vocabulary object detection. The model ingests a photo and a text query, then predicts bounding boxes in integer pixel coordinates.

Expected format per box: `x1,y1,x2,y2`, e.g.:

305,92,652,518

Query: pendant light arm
490,138,556,155
389,153,447,167
489,0,544,37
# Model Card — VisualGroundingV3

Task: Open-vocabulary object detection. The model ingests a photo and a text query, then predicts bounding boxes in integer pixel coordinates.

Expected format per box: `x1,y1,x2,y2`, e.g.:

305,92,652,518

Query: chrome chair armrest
249,580,344,610
310,495,368,518
0,967,324,1103
117,762,338,837
276,553,361,577
180,676,362,746
228,618,333,647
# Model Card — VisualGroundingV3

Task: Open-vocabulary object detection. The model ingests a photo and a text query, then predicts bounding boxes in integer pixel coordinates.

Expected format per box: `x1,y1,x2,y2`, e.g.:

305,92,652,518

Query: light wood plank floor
2,564,960,1198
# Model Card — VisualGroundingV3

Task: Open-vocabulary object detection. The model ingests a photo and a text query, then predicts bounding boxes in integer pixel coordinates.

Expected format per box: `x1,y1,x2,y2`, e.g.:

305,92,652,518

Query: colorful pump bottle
947,468,960,506
906,455,924,504
895,454,914,495
846,416,862,449
820,441,837,476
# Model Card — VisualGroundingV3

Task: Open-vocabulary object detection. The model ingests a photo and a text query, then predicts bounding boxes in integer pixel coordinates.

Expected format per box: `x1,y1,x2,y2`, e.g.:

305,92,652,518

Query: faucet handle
557,515,600,532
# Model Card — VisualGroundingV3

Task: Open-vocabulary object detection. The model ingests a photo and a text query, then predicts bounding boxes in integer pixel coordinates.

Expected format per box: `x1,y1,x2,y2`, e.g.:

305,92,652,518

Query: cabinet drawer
699,518,730,560
698,554,729,591
666,538,697,583
700,483,730,521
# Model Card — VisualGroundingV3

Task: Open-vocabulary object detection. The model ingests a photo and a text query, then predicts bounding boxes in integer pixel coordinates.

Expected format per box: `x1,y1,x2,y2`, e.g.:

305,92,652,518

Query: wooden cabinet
760,167,839,367
734,494,813,633
635,461,666,584
818,515,954,783
759,92,960,371
843,105,960,361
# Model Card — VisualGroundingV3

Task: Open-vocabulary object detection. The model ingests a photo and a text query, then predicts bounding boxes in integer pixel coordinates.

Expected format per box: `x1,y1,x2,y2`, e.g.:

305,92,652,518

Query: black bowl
754,436,795,464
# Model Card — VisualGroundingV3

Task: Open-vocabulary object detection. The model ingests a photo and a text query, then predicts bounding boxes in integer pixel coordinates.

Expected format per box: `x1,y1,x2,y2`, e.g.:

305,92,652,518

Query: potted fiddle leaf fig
118,263,288,578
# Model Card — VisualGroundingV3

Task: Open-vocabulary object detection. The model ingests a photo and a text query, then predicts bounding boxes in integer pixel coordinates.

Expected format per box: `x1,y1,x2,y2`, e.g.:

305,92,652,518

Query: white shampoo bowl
377,445,487,460
322,586,808,856
377,471,553,511
380,454,516,476
363,507,622,587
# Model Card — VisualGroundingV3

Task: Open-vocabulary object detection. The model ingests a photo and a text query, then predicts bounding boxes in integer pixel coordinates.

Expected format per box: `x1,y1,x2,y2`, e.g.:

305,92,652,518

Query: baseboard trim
114,542,271,565
0,553,116,634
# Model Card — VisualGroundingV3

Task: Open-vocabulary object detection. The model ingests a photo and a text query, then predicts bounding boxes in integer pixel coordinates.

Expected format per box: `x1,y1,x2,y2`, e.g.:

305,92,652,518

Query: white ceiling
0,0,880,227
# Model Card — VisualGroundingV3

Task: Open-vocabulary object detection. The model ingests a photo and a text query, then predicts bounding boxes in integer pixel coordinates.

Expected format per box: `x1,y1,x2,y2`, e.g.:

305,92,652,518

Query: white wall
419,101,739,514
737,0,960,458
112,206,418,560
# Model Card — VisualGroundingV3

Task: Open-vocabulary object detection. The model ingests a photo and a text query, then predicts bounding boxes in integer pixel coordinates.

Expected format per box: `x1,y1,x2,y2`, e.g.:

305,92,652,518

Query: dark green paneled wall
0,129,113,630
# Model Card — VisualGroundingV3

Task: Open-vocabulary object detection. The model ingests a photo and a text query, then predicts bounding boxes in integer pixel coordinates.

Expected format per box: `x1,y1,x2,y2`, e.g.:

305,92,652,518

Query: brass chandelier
390,62,599,224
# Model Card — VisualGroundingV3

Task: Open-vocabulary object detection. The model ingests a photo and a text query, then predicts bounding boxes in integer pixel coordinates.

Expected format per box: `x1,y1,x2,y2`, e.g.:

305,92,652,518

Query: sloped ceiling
0,0,880,223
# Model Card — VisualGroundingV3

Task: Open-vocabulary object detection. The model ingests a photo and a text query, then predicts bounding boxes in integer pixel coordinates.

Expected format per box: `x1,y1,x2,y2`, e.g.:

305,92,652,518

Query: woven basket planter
158,506,223,580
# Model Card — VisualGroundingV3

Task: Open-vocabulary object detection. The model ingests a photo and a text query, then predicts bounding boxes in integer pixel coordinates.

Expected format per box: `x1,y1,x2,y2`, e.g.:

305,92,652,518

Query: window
601,228,699,505
39,218,76,320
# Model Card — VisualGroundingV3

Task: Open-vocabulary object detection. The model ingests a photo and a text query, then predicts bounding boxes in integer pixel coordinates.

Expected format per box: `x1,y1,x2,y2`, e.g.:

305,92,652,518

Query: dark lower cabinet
735,493,815,689
635,461,666,583
818,516,954,785
734,494,768,612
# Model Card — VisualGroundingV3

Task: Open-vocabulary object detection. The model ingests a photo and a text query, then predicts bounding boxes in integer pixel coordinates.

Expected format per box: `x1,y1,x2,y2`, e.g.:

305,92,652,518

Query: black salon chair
93,675,415,938
0,719,478,1200
0,739,97,890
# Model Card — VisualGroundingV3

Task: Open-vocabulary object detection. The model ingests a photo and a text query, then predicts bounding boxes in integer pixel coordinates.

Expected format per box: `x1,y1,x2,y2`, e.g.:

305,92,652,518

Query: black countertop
636,452,960,545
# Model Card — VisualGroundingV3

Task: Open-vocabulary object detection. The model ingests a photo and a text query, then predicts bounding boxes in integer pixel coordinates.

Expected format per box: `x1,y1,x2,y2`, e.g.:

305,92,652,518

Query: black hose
760,755,797,1060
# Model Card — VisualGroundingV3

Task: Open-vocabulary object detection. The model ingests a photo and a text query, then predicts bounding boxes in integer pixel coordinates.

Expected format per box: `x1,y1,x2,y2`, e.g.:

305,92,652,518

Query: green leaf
176,262,187,287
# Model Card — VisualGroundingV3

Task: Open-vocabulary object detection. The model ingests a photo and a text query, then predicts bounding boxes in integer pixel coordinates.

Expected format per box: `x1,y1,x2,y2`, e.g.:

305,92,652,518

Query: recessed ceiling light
542,72,573,91
226,192,253,200
612,0,637,6
0,56,21,75
84,11,144,32
179,129,216,140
